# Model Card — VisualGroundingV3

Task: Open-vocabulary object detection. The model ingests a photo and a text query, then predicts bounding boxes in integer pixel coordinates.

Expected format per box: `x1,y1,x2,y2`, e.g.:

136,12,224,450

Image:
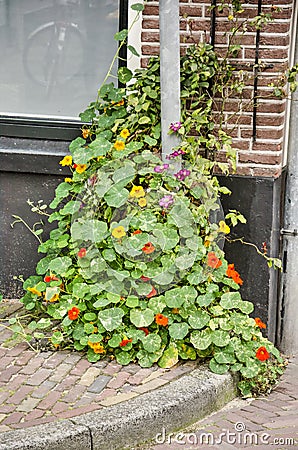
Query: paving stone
0,364,21,382
53,375,79,392
99,391,138,406
16,397,41,412
131,378,169,394
31,380,56,398
42,352,68,369
107,371,130,389
56,404,101,419
8,385,34,404
128,368,156,385
69,358,92,376
102,361,122,376
37,391,62,410
78,367,103,386
87,375,112,393
62,384,87,403
48,363,73,381
0,413,6,423
26,368,52,386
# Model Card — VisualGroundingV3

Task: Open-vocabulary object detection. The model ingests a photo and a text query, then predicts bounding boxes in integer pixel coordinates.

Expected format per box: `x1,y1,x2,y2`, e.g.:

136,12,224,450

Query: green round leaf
158,344,179,368
169,322,189,340
118,67,133,84
212,329,230,347
98,307,125,331
142,334,162,353
188,310,210,330
130,308,155,328
190,328,212,350
209,358,229,375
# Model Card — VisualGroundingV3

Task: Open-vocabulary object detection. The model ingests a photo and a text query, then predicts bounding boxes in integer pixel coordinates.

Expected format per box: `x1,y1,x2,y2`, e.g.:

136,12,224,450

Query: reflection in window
0,0,119,118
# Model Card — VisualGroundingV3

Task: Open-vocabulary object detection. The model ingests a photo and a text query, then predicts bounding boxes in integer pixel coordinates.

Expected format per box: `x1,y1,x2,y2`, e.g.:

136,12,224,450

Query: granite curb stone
0,367,238,450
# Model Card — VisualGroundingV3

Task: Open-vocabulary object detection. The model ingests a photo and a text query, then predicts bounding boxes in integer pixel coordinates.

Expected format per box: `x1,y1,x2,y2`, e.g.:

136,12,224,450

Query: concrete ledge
0,366,238,450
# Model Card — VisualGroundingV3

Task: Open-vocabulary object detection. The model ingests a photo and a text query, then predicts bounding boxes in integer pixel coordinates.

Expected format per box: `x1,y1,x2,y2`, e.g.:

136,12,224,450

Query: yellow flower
64,177,72,183
88,341,105,354
120,129,130,139
59,155,72,166
138,197,147,207
219,220,230,234
115,99,124,107
49,293,59,303
112,225,126,239
82,128,90,139
228,14,234,21
27,287,42,296
114,140,125,151
75,164,87,174
130,185,145,198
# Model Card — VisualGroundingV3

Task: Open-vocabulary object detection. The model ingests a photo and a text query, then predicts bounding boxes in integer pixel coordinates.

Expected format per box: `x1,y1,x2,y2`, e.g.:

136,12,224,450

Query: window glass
0,0,119,119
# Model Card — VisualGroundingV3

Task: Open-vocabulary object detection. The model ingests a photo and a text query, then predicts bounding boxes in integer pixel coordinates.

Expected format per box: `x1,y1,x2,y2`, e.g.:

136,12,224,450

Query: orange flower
155,313,168,326
44,275,59,282
68,307,80,320
226,263,243,285
256,346,270,361
142,242,155,254
82,128,90,139
207,252,222,269
146,286,157,298
78,248,87,258
172,308,180,314
132,230,142,235
255,318,266,329
140,275,151,282
139,327,149,336
119,338,132,347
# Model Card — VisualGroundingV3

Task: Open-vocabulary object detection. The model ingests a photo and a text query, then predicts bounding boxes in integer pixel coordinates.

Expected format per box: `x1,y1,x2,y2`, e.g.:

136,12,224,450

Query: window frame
0,0,128,141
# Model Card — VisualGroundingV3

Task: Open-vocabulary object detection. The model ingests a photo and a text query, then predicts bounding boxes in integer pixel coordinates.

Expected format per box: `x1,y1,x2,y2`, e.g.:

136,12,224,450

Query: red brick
61,385,87,403
8,385,34,404
239,152,281,165
37,391,62,410
2,412,24,425
1,365,21,382
56,404,100,420
70,359,92,376
27,368,52,386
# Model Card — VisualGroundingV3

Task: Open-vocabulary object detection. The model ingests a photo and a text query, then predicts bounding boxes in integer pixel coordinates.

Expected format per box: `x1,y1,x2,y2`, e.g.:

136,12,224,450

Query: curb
0,365,238,450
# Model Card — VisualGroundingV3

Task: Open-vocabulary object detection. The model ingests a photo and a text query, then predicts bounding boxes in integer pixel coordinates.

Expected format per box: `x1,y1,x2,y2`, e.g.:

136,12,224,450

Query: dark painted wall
0,139,283,341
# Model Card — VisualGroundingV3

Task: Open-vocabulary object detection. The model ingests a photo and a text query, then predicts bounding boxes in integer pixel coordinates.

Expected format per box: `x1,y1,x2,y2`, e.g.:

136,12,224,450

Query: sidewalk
147,357,297,449
1,300,296,450
0,300,237,450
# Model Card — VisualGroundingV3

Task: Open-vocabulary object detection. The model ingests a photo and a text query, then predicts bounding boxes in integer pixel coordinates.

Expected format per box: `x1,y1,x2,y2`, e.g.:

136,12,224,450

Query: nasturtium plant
16,2,290,398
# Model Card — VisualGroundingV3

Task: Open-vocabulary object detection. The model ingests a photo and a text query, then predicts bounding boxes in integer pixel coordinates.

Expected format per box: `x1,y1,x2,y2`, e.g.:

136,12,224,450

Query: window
0,0,127,139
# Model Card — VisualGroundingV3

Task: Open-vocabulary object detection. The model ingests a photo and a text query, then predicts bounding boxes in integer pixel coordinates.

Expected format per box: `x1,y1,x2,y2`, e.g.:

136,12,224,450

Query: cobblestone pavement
0,301,195,433
146,357,297,449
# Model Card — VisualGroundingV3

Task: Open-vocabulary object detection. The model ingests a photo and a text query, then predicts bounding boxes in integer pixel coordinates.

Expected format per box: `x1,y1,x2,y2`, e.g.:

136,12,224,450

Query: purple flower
174,169,191,181
154,164,170,173
169,121,182,132
166,149,186,160
159,195,174,209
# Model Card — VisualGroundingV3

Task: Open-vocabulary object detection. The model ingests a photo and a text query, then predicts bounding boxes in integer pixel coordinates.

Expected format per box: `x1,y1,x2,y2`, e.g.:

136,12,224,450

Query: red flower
139,327,149,336
207,252,222,269
119,338,132,347
73,163,78,169
146,286,157,298
132,230,142,235
140,275,151,282
256,346,270,361
155,313,168,326
142,242,155,254
68,307,80,320
44,275,59,282
226,263,243,285
78,248,87,258
255,318,266,329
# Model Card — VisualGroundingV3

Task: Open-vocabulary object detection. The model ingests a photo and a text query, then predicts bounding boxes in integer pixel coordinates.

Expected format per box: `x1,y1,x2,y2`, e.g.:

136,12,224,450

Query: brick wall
140,0,295,177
